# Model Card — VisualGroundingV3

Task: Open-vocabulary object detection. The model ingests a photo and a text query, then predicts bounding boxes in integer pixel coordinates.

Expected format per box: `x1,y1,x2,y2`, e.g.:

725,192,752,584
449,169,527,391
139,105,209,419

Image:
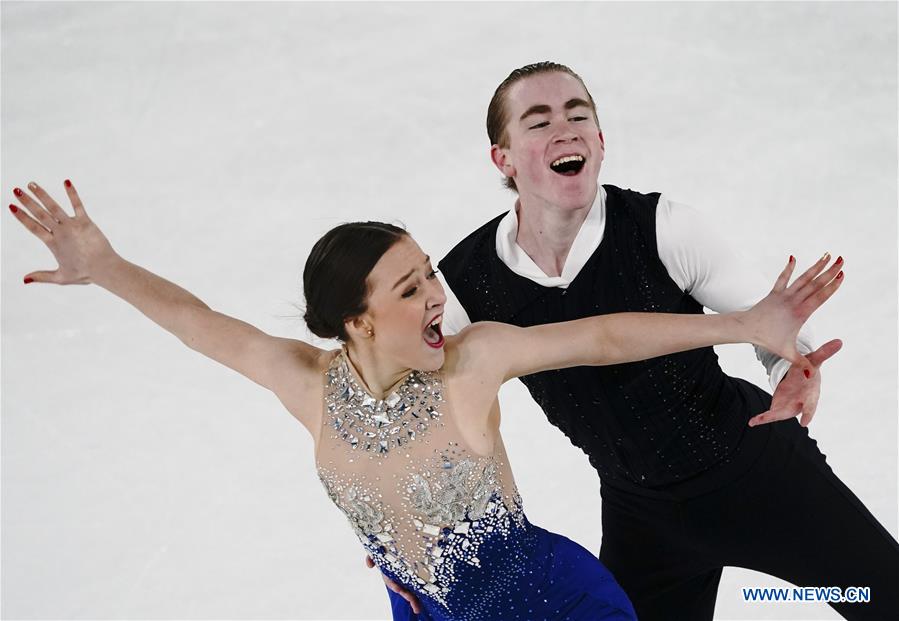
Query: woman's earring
367,328,374,338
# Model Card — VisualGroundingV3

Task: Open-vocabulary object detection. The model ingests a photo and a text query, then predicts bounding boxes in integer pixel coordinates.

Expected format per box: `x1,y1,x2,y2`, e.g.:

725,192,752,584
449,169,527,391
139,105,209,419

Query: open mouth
423,316,445,349
549,154,586,176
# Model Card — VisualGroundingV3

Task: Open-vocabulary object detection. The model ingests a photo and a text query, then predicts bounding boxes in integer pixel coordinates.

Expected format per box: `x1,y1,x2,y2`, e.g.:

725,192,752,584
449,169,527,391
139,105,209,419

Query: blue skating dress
316,351,636,620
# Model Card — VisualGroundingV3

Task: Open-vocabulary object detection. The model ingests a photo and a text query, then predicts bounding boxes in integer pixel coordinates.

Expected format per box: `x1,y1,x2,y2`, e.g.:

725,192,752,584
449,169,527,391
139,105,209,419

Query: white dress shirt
439,186,815,389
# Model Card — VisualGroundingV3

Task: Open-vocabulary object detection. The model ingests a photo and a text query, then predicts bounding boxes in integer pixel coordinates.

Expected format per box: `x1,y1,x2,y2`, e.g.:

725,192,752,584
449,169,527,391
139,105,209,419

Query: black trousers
598,382,899,621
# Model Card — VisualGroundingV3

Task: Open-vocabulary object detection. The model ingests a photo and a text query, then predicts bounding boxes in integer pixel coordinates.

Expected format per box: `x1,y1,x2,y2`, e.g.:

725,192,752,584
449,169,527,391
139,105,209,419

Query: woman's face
354,235,447,371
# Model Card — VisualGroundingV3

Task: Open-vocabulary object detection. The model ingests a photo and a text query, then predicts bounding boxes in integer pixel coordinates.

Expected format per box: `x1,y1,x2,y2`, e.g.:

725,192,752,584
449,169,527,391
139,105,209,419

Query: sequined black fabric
439,185,767,487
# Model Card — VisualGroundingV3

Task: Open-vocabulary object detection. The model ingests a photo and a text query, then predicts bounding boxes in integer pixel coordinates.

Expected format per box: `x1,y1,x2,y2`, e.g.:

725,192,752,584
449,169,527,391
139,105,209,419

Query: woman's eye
529,121,549,129
571,116,588,122
403,269,438,297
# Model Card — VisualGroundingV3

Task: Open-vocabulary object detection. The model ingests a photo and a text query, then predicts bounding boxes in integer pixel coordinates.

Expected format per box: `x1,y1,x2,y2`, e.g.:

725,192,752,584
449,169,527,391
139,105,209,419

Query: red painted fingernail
836,255,843,264
836,271,843,280
803,369,811,378
64,179,72,188
13,187,23,197
24,277,33,284
9,204,18,213
789,255,795,263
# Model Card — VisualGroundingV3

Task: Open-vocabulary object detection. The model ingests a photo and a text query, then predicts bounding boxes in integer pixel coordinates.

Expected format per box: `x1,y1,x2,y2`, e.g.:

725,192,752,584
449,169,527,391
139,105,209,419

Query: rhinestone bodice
323,351,445,455
315,350,530,616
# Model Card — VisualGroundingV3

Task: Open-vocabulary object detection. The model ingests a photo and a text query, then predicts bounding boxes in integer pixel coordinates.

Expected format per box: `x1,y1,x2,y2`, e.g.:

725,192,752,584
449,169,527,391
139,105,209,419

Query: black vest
439,185,769,487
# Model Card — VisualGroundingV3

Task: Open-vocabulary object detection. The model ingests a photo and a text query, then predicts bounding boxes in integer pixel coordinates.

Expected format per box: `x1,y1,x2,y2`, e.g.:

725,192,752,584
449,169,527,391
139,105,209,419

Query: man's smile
549,154,586,176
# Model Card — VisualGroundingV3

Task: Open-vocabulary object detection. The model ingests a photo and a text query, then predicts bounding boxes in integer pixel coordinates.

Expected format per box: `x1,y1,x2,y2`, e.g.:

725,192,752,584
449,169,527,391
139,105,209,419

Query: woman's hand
9,179,326,431
741,253,844,370
9,180,117,285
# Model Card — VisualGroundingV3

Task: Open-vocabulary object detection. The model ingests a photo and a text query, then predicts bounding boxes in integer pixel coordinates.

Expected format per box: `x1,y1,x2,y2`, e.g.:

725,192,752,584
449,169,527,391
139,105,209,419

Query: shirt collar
495,185,606,288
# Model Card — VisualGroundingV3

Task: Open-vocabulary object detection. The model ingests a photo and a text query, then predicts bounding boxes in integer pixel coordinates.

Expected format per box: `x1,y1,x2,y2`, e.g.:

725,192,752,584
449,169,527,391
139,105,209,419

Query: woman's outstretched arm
455,254,843,416
10,180,323,429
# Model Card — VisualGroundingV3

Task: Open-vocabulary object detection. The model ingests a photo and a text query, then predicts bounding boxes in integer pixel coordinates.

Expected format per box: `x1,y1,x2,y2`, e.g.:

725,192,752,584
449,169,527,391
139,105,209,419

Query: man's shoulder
439,211,507,268
603,183,662,206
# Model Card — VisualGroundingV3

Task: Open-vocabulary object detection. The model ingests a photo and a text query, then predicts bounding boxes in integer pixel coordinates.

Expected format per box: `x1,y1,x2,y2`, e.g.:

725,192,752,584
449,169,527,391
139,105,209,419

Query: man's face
492,72,604,210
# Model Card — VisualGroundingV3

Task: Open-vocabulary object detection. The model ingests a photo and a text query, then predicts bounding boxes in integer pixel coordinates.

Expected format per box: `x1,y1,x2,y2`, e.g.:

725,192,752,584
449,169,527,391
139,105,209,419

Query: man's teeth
551,155,585,167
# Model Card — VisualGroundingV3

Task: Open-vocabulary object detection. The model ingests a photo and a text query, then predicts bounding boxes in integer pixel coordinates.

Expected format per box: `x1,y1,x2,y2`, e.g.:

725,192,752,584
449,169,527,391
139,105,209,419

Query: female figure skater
9,180,843,620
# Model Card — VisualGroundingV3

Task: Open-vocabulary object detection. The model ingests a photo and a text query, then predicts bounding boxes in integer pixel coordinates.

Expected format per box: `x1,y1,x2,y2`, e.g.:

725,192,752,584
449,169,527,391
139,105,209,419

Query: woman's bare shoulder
445,321,519,360
269,342,339,434
440,327,506,442
441,322,509,383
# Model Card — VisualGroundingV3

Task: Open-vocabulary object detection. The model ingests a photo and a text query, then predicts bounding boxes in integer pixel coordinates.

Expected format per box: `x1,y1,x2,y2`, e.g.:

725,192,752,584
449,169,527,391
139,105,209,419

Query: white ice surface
2,2,896,620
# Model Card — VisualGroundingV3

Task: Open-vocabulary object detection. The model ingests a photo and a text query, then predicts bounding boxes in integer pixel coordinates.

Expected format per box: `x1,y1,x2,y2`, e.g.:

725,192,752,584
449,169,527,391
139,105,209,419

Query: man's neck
515,187,598,278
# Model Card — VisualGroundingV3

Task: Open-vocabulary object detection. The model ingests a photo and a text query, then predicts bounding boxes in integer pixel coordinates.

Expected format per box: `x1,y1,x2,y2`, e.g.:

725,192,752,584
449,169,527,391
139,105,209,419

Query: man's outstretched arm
656,196,838,426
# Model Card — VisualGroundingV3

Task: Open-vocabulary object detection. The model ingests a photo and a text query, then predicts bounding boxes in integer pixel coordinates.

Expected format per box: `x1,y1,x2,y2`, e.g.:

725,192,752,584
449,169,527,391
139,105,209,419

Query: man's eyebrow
392,255,431,290
565,98,592,111
519,99,591,122
519,104,551,122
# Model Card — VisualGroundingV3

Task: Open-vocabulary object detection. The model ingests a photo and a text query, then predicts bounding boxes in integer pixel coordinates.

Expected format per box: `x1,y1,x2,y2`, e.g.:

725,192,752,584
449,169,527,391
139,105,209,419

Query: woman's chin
416,343,445,371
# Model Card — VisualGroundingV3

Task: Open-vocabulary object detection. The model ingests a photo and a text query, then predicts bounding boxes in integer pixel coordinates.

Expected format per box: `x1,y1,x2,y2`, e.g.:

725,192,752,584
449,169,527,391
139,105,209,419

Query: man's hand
365,555,422,614
749,339,842,427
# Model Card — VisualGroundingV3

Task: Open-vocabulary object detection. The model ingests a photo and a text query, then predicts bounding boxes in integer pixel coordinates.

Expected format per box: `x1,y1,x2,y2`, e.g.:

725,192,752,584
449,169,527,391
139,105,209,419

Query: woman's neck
344,343,412,400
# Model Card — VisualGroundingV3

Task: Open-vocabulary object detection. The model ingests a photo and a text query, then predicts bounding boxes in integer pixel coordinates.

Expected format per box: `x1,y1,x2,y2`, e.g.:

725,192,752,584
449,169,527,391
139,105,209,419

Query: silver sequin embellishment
319,455,524,609
400,455,524,606
325,351,445,455
319,473,388,537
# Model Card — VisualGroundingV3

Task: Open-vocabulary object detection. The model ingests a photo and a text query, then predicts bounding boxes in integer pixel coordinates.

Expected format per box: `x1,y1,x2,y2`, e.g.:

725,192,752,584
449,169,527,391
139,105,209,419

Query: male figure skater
380,62,899,619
